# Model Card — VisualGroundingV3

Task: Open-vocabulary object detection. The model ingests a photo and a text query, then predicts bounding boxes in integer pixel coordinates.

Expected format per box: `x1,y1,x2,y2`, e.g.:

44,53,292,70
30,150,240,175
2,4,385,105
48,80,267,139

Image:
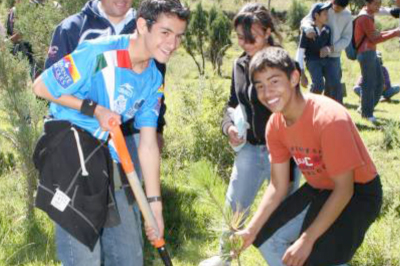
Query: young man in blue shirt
32,1,189,265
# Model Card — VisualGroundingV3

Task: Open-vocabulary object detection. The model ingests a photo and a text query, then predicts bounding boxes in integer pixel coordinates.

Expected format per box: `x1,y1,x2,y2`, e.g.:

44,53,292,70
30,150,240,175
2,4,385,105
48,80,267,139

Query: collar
97,2,135,34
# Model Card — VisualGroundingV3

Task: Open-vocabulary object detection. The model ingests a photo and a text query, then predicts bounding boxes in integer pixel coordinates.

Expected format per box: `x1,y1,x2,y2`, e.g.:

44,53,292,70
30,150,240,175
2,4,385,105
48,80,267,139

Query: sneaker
199,256,230,266
365,116,377,123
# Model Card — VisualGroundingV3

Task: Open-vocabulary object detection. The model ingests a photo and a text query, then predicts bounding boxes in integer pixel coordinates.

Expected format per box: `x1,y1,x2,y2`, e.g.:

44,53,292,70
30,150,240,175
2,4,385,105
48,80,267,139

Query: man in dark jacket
42,0,166,265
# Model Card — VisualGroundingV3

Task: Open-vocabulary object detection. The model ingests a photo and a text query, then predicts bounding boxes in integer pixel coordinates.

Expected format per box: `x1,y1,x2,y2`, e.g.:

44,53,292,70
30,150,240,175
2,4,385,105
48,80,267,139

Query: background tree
182,2,208,75
287,0,308,32
208,6,232,76
0,41,47,218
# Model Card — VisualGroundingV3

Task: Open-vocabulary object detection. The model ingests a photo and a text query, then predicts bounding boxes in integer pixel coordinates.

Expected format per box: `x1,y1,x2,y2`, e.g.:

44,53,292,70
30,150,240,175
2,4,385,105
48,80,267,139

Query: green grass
1,0,400,265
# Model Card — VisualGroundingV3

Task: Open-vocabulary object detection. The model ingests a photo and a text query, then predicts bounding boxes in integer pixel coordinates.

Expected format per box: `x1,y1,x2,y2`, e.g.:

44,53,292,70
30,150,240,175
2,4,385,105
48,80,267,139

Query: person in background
296,2,332,94
354,0,400,123
300,0,352,104
353,51,400,102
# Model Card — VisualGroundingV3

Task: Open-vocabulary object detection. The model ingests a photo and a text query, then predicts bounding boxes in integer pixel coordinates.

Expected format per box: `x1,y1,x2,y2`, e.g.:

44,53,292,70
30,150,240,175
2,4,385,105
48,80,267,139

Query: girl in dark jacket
200,3,299,266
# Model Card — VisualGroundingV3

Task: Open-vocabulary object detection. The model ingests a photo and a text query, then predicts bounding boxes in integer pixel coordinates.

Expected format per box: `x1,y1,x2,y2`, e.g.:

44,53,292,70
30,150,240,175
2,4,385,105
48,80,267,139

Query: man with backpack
354,0,400,123
300,0,352,104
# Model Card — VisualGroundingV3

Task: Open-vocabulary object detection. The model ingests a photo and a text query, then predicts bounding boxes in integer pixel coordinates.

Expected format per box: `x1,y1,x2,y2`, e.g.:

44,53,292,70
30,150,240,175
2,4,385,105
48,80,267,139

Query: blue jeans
258,207,348,266
226,143,300,217
306,59,328,95
354,85,399,100
56,134,144,266
324,57,343,104
56,190,144,266
357,50,383,117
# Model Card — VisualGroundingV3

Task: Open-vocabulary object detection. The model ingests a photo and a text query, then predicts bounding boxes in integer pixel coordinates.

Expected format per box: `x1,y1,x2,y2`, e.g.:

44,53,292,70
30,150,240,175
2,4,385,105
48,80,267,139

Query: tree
0,41,47,218
208,7,232,76
287,0,308,31
182,2,208,75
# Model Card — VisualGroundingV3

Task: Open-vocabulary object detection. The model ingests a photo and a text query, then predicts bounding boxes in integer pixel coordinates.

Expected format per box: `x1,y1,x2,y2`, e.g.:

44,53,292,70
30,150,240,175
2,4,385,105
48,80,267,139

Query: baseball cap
311,2,332,20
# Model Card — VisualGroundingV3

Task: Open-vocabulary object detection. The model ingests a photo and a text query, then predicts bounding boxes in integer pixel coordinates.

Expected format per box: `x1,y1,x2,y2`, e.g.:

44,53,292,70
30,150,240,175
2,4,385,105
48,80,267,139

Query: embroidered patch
157,85,164,94
52,54,81,89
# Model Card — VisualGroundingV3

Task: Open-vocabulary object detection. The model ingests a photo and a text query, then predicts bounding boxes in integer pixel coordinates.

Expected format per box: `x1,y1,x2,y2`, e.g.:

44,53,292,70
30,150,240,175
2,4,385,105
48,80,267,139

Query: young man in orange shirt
236,47,382,266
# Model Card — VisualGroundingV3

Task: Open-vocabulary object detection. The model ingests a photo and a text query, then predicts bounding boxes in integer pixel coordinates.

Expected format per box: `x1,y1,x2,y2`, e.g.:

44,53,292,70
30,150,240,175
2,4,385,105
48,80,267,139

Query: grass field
1,0,400,265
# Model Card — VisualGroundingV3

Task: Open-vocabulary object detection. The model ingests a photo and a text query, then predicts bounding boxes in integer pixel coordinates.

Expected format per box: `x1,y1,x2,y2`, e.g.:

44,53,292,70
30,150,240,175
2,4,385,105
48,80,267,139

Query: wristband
81,99,97,117
147,196,162,203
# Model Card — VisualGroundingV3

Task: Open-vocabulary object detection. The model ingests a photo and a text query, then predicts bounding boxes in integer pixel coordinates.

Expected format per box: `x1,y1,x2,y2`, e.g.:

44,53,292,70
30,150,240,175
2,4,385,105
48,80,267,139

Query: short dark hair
138,0,190,30
249,47,298,86
333,0,350,8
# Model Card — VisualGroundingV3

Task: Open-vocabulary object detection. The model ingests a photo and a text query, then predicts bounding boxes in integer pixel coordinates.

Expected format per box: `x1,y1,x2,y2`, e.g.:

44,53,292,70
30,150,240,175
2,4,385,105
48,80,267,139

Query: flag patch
52,54,81,89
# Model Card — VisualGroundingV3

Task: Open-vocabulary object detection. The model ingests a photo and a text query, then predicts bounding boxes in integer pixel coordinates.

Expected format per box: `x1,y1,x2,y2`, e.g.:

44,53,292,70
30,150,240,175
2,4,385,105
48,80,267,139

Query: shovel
109,119,173,266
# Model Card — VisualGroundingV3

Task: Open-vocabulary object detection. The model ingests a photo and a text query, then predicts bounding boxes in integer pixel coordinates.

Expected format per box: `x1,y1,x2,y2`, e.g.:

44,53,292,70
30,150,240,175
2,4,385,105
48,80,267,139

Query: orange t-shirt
266,94,377,190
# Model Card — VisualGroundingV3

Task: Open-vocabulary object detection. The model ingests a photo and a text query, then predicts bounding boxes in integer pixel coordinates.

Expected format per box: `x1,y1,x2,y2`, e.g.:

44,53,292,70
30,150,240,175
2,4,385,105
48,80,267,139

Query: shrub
0,40,47,217
382,120,400,150
163,76,233,178
287,0,308,32
208,7,232,76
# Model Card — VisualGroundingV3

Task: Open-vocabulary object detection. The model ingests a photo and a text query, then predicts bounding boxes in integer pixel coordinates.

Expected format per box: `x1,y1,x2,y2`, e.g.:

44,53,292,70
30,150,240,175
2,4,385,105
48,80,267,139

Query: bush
382,120,400,150
163,76,233,178
0,40,47,217
287,0,308,32
208,6,232,76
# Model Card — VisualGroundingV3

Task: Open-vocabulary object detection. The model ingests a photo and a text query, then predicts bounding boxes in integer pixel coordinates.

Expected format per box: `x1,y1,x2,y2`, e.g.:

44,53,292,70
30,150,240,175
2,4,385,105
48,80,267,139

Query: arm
377,7,400,18
222,66,239,136
360,16,400,44
44,22,78,69
222,63,245,146
282,170,354,266
139,127,164,242
237,161,291,250
300,9,315,36
32,76,121,130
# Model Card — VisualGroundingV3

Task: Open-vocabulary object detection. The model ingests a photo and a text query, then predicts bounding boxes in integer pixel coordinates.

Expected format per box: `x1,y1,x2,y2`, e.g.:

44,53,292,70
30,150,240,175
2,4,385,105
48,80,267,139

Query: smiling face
139,14,187,63
100,0,133,24
236,23,271,57
253,67,300,115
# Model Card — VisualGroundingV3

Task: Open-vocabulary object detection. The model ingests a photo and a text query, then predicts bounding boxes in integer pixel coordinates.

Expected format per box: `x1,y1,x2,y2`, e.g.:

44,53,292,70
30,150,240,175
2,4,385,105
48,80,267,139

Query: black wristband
147,196,162,203
81,99,97,117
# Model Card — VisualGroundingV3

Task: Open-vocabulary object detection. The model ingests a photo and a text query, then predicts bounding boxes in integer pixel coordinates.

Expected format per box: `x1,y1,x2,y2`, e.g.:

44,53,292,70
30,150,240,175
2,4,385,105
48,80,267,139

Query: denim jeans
258,207,348,266
226,143,300,216
357,50,383,117
56,134,144,266
306,59,328,95
56,190,144,266
354,85,399,100
324,57,343,104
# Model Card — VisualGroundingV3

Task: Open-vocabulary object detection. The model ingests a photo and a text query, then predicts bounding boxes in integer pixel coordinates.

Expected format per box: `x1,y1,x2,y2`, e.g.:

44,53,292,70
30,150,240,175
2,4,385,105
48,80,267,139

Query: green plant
208,6,232,76
382,120,400,150
182,2,208,75
0,40,47,217
287,0,307,31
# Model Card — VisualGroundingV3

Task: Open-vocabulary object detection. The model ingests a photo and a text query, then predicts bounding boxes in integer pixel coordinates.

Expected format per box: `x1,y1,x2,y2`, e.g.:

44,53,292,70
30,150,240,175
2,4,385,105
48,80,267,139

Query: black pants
254,176,382,266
